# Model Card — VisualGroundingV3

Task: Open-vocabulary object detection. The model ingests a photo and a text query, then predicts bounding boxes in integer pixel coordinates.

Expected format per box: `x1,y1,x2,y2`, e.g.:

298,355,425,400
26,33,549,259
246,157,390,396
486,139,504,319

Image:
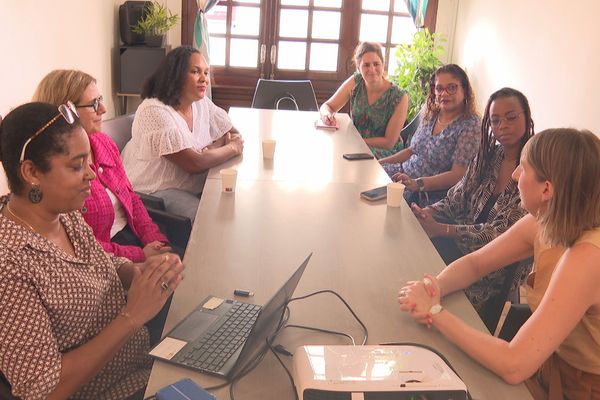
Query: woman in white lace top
122,46,244,222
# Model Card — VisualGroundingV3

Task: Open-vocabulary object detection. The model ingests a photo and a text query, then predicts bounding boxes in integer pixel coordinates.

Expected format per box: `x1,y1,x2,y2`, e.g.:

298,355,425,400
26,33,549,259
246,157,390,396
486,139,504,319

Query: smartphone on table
343,153,374,161
360,185,387,201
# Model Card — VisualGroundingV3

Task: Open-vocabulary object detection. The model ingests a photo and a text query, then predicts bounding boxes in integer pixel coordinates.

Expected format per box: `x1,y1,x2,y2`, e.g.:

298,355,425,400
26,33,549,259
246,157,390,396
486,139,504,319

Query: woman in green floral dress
319,42,408,159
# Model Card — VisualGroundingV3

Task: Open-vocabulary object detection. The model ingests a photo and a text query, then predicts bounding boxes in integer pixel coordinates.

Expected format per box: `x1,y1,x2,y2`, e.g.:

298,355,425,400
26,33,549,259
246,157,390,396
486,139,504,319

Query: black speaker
118,46,170,93
119,1,150,45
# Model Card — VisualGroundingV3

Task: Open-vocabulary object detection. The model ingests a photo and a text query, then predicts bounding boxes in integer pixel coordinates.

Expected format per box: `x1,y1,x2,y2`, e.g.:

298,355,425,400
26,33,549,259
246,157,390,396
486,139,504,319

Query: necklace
5,203,36,232
437,115,455,126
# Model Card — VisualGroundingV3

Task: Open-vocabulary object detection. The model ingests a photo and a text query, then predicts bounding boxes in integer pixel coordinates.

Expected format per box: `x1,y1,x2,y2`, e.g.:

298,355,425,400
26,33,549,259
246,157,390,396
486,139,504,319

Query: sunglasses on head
76,95,104,113
19,102,79,163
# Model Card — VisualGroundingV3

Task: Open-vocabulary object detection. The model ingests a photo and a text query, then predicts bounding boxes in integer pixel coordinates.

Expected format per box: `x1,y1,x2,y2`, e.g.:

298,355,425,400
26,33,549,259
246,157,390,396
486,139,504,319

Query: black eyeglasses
76,95,104,113
20,102,78,163
434,83,459,95
490,111,524,127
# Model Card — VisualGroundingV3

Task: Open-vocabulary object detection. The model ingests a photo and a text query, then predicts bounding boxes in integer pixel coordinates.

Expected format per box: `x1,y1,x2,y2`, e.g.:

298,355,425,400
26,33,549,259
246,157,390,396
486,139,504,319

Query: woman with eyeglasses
33,70,174,262
319,42,409,159
398,128,600,399
122,46,244,222
379,64,480,206
410,87,535,332
0,102,184,399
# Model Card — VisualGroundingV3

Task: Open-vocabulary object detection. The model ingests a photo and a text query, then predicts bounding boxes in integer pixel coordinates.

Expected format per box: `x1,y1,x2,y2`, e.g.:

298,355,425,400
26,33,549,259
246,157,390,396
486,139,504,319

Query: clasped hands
124,253,185,329
398,273,441,328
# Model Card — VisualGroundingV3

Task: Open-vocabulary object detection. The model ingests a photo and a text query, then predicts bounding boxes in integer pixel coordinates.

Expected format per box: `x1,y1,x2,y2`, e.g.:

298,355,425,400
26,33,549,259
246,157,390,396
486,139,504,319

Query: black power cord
264,289,369,400
150,289,366,400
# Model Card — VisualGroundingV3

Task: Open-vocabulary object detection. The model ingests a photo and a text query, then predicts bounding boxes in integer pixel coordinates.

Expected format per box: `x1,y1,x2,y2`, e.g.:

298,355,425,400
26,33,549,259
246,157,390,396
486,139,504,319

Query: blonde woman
399,128,600,398
34,70,173,262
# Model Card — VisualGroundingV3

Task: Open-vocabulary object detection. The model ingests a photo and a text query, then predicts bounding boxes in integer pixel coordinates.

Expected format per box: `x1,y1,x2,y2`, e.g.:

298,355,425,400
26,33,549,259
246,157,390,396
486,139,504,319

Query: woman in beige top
0,102,184,399
398,128,600,399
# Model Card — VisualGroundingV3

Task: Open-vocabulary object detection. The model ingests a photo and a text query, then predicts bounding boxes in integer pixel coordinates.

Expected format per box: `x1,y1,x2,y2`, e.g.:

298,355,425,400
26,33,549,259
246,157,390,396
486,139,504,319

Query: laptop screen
229,253,312,378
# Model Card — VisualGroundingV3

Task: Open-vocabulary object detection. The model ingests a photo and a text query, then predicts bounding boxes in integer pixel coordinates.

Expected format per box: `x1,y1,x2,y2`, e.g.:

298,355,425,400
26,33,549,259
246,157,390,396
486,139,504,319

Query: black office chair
102,113,135,153
251,79,319,111
102,114,193,250
477,258,532,334
0,372,19,400
400,111,421,146
146,208,192,250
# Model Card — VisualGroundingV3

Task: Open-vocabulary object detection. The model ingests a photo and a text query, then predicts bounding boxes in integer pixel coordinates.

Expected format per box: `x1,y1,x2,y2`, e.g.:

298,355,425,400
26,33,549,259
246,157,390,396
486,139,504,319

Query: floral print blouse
350,72,406,159
383,111,481,206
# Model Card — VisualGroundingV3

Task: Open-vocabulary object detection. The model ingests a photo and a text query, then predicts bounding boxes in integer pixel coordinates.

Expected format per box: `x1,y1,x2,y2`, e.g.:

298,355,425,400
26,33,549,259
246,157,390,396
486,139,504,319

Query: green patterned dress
350,72,406,159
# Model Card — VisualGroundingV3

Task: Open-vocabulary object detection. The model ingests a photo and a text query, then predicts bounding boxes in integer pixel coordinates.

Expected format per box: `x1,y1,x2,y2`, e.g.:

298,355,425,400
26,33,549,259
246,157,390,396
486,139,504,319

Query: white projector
293,345,468,400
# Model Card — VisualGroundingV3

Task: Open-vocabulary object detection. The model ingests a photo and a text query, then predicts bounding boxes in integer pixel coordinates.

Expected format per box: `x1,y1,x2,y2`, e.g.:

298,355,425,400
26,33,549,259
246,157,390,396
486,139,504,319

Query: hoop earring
28,184,43,204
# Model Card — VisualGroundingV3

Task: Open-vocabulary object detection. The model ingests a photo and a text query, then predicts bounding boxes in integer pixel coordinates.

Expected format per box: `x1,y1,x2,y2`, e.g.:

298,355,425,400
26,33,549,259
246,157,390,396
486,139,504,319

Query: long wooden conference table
145,108,532,399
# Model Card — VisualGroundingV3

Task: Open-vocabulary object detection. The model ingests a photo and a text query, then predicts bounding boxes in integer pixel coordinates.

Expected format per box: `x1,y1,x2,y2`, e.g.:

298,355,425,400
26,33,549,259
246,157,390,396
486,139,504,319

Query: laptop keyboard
179,301,262,372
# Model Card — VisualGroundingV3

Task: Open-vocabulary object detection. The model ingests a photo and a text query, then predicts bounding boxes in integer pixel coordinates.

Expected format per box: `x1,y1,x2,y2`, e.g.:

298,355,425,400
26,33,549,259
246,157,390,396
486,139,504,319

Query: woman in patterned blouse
319,42,409,159
0,102,184,399
379,64,481,206
411,87,535,331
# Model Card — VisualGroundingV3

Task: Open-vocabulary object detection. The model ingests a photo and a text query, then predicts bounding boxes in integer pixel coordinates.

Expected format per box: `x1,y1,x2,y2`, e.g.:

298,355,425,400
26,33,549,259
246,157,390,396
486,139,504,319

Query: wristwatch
429,304,443,315
415,177,426,192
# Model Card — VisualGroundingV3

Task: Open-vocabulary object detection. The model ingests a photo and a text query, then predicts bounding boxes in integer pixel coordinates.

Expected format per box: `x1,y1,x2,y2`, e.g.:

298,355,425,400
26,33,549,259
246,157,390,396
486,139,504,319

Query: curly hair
474,87,535,181
424,64,477,119
0,102,81,195
141,46,200,107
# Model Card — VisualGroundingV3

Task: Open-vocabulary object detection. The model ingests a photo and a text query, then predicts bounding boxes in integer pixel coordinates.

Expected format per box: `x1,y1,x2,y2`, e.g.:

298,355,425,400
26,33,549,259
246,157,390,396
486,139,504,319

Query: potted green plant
132,1,180,47
392,29,445,122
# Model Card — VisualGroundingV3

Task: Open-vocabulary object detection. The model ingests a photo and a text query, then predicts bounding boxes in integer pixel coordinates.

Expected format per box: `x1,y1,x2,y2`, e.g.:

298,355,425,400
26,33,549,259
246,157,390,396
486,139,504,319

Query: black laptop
149,254,311,378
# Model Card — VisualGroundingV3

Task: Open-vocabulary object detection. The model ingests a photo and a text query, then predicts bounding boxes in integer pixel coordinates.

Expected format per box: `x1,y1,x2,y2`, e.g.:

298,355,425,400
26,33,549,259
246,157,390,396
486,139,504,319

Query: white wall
450,0,600,134
0,0,181,119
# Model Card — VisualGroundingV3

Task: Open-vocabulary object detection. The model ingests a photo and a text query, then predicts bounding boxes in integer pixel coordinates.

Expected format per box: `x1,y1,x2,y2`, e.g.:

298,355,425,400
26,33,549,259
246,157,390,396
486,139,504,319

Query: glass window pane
277,41,307,70
279,9,309,38
359,14,388,43
281,0,309,5
206,5,227,34
387,46,398,76
231,6,260,36
310,43,338,71
209,37,226,66
312,11,340,40
394,0,409,13
362,0,390,11
391,16,416,44
238,0,260,3
314,0,341,7
230,38,258,68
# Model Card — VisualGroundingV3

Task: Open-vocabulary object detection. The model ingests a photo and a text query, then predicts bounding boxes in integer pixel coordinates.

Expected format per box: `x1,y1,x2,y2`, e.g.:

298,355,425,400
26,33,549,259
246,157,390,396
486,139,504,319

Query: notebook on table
150,254,312,379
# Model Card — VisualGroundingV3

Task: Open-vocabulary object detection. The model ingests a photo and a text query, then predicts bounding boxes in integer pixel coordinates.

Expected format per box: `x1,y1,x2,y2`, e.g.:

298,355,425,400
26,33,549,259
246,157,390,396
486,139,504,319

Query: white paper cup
262,139,276,159
387,182,405,207
220,169,237,193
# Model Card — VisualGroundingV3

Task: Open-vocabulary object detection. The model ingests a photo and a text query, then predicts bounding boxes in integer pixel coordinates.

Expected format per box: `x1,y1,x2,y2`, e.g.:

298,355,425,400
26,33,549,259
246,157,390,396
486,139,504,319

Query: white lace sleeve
133,101,193,159
207,98,233,140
